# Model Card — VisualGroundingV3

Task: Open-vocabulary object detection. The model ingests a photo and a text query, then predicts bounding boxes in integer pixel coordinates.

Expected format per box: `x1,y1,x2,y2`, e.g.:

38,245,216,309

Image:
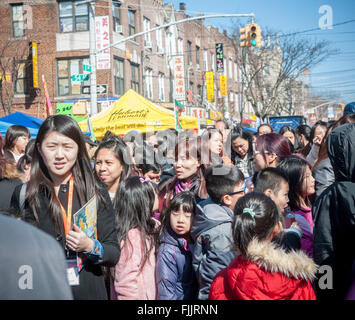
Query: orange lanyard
57,176,74,237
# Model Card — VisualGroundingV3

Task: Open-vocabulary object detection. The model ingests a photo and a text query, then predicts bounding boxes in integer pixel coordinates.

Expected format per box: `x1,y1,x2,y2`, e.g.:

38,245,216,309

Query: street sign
82,84,108,95
83,64,92,73
72,74,90,82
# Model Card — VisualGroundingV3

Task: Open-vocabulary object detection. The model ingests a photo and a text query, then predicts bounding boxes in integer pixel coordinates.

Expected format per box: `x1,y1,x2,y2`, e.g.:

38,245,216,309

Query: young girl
278,156,315,258
111,176,159,300
209,192,317,300
156,191,198,300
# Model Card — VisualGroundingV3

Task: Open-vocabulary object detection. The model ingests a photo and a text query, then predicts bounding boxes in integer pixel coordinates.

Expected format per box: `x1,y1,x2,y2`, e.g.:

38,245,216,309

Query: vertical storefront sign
32,42,38,88
95,16,110,70
206,71,214,102
220,75,227,96
216,43,224,73
173,55,186,101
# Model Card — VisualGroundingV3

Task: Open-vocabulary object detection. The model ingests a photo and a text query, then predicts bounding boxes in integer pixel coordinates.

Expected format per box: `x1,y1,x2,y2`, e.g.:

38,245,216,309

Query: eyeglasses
227,180,247,196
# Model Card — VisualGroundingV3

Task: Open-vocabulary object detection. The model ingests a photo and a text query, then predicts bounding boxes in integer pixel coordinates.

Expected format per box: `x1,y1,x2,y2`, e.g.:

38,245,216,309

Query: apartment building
0,0,244,122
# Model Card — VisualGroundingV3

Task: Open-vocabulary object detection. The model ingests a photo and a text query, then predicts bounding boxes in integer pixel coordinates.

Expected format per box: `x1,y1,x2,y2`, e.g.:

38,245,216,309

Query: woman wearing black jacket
11,115,120,300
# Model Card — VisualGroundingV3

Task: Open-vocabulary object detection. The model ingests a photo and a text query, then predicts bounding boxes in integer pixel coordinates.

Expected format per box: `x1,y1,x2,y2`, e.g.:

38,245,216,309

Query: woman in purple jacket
156,191,198,300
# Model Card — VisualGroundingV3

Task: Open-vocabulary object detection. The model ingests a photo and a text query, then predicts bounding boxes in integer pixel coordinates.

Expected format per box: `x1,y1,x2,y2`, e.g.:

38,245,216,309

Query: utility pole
89,1,97,115
77,0,99,115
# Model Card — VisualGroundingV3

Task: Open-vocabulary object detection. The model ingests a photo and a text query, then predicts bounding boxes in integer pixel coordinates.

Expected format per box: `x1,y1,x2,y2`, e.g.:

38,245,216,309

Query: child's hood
190,197,234,239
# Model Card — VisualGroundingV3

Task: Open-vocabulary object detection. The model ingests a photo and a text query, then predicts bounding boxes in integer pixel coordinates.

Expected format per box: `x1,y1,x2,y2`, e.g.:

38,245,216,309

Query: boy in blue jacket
190,164,245,300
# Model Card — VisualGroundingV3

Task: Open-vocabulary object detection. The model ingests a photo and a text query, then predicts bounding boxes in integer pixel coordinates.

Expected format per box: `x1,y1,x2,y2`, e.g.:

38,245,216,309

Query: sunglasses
227,180,247,196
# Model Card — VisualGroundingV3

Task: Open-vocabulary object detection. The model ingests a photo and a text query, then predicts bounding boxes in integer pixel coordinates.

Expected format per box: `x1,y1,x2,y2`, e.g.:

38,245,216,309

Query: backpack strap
19,183,27,220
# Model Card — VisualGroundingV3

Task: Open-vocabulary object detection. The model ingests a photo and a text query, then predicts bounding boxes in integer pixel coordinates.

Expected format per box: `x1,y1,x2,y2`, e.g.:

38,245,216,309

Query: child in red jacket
209,192,317,300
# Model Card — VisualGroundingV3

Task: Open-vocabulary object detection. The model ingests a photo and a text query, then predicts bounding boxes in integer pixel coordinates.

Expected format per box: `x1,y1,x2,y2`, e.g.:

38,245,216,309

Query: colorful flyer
73,195,97,240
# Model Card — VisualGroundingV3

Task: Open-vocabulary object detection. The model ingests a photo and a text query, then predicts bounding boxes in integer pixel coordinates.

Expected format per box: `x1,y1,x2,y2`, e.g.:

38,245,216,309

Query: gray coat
190,198,237,300
0,214,73,300
313,158,335,198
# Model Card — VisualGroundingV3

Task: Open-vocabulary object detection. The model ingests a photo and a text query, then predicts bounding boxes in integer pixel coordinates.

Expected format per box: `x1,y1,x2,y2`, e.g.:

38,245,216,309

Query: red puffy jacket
209,239,317,300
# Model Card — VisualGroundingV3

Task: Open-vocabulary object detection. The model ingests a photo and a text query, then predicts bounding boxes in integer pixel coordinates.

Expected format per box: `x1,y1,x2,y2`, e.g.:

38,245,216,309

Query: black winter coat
313,123,355,300
11,181,120,300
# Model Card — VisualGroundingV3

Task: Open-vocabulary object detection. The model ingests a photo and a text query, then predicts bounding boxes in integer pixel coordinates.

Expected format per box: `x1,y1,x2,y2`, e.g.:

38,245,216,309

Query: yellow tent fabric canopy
78,89,198,140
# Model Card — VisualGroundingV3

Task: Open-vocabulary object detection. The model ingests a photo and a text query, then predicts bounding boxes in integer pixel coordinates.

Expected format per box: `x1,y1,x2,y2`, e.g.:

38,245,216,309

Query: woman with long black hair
11,115,120,300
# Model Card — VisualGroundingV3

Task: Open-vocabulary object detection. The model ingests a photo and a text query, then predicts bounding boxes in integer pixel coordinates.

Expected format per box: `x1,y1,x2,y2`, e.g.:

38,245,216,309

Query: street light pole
89,1,97,115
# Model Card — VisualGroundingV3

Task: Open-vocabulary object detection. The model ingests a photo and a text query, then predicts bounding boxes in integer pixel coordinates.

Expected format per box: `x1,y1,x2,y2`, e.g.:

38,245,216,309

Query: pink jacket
111,227,157,300
293,207,314,258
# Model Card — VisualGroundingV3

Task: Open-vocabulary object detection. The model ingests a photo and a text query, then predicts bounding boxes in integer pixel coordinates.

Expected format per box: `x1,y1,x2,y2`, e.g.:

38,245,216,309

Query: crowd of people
0,101,354,300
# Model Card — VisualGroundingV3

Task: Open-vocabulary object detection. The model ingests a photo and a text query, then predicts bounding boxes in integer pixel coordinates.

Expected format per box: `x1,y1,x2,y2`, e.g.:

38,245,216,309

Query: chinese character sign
206,71,214,102
95,16,110,70
173,55,186,101
216,43,224,73
220,75,227,97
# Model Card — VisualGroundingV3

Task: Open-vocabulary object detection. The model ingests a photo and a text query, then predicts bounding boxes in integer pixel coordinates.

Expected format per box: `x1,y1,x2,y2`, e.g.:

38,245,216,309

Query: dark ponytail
232,192,282,257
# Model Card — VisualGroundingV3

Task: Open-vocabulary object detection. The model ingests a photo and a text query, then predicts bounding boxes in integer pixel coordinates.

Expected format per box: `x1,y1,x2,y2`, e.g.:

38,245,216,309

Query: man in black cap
343,102,355,115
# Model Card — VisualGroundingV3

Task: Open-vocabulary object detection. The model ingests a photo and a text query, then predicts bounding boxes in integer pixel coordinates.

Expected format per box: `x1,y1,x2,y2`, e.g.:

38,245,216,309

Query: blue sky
167,0,355,104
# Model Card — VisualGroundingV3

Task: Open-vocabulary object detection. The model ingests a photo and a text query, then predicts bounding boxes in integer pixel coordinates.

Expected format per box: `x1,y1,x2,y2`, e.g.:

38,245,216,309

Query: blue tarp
0,112,44,129
0,120,38,139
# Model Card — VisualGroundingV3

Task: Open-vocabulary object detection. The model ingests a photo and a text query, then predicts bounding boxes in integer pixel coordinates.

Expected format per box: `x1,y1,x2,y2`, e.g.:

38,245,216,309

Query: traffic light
338,103,345,111
249,23,263,47
239,24,250,47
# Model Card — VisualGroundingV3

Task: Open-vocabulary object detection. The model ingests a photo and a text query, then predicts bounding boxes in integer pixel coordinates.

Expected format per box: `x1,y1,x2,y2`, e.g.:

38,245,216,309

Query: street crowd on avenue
0,102,354,300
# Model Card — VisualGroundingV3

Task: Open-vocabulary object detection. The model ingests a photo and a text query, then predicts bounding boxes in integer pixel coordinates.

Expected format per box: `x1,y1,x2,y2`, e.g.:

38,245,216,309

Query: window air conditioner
116,25,124,34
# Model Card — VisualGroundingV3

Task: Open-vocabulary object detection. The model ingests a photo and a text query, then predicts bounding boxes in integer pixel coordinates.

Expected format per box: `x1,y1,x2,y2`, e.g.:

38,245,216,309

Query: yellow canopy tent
78,89,198,140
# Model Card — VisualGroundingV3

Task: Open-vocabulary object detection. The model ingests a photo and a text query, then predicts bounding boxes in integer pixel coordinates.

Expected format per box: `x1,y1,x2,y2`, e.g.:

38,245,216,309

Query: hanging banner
173,55,185,101
220,75,227,97
174,99,184,132
216,43,224,73
42,75,52,118
206,71,214,102
32,42,39,88
95,16,110,70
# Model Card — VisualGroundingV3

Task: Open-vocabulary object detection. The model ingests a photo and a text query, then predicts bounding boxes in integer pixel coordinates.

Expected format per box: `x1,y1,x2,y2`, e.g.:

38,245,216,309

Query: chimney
179,3,186,12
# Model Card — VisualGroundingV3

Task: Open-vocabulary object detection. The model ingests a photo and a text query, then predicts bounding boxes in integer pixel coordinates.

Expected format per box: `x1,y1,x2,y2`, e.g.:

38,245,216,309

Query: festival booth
78,89,198,140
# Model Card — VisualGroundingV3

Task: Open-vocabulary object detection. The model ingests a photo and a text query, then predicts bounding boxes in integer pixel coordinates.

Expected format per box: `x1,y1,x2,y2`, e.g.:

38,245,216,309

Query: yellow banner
220,75,227,97
206,71,214,102
32,42,39,88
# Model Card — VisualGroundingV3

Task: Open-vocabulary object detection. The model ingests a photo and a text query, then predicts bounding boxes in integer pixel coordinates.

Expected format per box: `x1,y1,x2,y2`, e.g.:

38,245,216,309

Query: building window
165,32,173,56
130,63,140,92
11,4,24,38
195,46,200,69
15,62,28,94
197,84,202,103
228,59,233,79
158,73,165,101
114,57,124,96
187,41,192,65
234,62,238,82
128,9,136,36
210,52,215,71
145,68,153,99
57,57,89,96
203,49,208,71
59,0,89,33
177,38,183,55
156,25,163,52
112,0,121,32
143,17,151,44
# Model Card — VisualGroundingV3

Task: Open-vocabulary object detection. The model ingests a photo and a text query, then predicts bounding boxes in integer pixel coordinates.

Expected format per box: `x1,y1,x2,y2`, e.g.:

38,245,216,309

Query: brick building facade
0,0,245,122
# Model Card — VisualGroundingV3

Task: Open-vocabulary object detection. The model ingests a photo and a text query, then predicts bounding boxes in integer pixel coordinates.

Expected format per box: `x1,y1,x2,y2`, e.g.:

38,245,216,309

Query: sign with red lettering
95,16,110,70
173,55,186,101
